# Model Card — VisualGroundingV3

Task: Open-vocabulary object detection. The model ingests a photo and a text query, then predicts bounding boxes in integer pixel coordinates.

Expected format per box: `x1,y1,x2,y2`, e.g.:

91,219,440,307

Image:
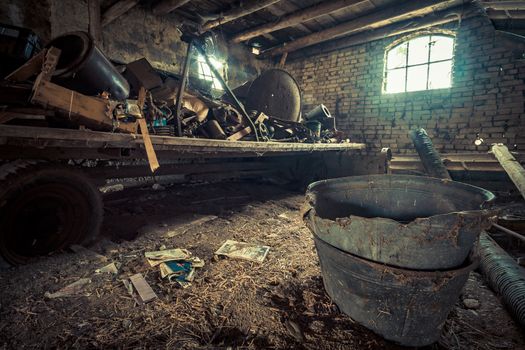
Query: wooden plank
202,0,282,31
152,0,191,15
492,144,525,200
88,0,102,45
137,87,159,172
231,0,367,43
227,126,251,141
30,79,137,133
4,50,46,82
0,124,366,153
129,273,157,304
102,0,140,26
41,47,61,82
138,119,159,172
262,0,460,57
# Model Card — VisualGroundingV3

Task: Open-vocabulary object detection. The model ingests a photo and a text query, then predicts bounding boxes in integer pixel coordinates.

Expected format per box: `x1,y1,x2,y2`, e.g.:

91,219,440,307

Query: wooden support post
88,0,102,45
174,41,193,137
492,143,525,200
262,0,457,57
101,0,140,26
202,0,281,31
152,0,191,16
232,0,366,43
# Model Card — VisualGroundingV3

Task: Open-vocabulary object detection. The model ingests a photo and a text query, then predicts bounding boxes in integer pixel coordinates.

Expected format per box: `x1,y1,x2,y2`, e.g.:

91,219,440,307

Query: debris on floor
1,183,523,349
215,240,270,263
95,262,119,275
128,273,158,304
44,278,92,299
145,248,191,266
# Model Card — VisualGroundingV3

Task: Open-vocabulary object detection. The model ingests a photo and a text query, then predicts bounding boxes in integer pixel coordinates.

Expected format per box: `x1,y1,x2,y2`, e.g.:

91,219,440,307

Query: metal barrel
313,234,478,347
478,233,525,329
47,31,130,100
305,174,495,270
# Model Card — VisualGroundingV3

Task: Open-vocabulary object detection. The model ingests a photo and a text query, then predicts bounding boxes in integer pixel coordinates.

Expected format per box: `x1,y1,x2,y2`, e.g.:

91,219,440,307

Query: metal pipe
173,40,193,137
492,223,525,243
191,40,260,141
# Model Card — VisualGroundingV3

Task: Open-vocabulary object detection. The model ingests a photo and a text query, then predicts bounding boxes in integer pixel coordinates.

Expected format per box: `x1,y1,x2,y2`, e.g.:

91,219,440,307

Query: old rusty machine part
185,33,260,141
244,68,302,123
46,31,130,100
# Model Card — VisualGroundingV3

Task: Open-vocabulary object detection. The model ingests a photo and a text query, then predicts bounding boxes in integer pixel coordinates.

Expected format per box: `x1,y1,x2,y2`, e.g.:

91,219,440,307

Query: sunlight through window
197,55,224,90
384,35,454,93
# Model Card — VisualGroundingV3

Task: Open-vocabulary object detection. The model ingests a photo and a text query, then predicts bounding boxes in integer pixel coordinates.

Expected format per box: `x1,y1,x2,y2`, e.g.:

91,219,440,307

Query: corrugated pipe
478,233,525,329
409,127,525,329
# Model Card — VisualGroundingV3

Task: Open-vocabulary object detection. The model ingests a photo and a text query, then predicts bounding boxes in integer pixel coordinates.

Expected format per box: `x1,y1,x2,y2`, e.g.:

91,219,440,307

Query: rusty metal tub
305,175,495,270
313,234,477,346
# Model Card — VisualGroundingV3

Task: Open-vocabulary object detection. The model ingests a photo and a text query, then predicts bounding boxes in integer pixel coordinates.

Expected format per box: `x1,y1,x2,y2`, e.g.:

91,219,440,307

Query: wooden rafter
261,0,461,57
102,0,140,26
152,0,191,16
480,1,525,11
231,0,368,43
486,9,525,19
202,0,282,31
287,3,476,61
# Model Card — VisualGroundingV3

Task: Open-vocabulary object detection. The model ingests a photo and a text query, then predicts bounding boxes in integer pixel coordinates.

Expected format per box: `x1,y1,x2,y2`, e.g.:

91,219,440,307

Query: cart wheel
0,161,103,265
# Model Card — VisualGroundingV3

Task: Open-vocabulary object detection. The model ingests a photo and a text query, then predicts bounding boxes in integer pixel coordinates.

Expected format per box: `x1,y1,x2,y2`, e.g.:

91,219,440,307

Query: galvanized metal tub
305,175,495,270
314,234,477,346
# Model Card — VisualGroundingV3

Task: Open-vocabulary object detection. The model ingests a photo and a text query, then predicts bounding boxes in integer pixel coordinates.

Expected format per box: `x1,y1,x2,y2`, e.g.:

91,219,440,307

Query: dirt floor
0,181,524,349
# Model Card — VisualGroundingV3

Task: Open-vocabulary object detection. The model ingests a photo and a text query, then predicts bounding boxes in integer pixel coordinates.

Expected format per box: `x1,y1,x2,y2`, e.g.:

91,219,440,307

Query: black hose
409,128,525,329
478,233,525,329
409,128,451,179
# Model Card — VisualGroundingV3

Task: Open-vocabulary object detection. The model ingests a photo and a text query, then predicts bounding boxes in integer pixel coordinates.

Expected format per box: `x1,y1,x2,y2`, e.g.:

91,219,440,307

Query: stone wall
0,0,267,88
287,15,525,154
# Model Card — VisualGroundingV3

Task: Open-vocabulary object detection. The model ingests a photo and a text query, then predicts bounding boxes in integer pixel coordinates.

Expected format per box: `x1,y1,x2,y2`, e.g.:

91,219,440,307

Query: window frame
196,54,225,91
383,32,456,94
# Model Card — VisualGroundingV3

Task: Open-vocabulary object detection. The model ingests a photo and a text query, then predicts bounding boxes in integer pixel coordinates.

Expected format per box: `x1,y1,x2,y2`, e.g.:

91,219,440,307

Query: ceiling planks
261,0,462,57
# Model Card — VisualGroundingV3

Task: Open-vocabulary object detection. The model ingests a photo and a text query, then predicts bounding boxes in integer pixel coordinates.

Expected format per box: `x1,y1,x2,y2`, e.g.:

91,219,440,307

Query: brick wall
287,15,525,154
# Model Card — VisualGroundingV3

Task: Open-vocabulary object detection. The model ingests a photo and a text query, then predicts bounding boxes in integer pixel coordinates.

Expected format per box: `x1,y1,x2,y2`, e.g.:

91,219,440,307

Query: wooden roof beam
202,0,282,31
261,0,461,57
486,9,525,19
231,0,369,43
102,0,140,26
152,0,191,16
480,1,525,11
287,3,477,61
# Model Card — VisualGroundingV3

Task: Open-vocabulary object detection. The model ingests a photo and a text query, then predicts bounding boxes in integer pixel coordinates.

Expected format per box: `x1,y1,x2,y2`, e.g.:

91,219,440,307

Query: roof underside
103,1,525,58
